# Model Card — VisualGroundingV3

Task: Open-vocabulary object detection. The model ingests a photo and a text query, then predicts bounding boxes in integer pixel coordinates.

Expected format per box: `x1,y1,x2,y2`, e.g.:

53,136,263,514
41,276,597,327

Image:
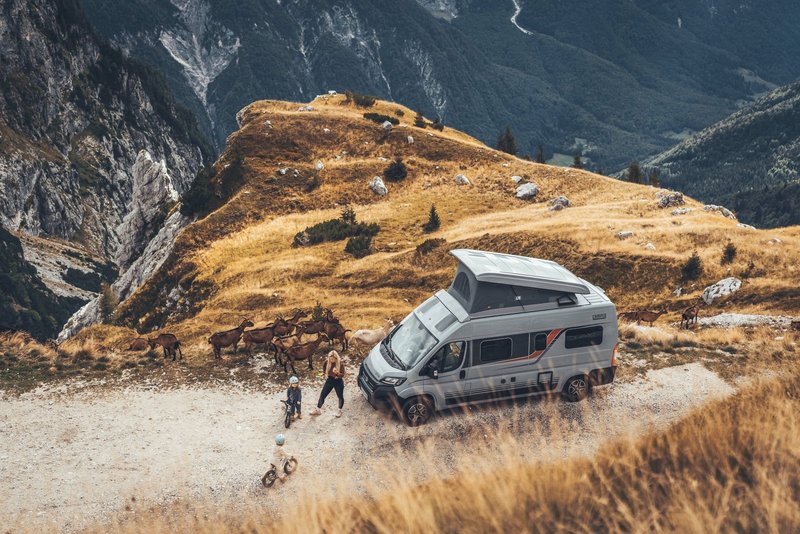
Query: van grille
359,364,378,395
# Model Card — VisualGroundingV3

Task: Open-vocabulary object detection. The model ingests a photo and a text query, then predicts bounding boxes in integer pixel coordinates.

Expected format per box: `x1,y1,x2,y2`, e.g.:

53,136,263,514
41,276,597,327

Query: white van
357,249,618,425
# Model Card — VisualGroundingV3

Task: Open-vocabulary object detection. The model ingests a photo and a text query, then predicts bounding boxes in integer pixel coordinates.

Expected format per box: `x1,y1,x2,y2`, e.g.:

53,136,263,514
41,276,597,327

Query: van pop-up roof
446,249,590,317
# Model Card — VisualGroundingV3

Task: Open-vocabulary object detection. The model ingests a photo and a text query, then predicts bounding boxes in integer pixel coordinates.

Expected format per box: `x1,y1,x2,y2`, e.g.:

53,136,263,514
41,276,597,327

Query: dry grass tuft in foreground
88,364,800,534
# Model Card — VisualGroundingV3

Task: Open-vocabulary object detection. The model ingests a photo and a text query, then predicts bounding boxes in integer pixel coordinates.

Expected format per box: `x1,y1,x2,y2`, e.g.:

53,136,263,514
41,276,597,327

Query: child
272,433,291,483
287,375,302,419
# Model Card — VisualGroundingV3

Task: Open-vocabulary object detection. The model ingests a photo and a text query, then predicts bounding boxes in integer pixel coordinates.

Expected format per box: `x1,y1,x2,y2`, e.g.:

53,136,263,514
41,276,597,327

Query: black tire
262,469,277,487
284,458,298,475
562,375,590,402
402,396,433,426
284,410,292,429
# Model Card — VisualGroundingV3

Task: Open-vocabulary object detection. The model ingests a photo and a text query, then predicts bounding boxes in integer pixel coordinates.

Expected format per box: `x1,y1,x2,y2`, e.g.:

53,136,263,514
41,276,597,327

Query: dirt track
0,360,733,532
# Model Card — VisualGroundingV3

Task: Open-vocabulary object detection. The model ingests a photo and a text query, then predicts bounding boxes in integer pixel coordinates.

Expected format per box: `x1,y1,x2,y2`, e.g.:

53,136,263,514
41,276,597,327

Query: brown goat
209,319,254,359
126,337,149,351
241,324,278,357
618,311,638,323
148,333,183,361
271,333,304,367
635,309,667,326
680,302,703,329
323,320,350,352
282,334,328,375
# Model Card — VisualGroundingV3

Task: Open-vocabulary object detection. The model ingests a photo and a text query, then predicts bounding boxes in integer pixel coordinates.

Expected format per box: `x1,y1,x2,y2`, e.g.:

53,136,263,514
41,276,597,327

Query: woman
310,350,346,417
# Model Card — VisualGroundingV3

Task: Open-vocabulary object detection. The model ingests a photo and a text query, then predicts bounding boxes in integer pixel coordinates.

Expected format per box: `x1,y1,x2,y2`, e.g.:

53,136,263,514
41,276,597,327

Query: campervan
357,249,618,426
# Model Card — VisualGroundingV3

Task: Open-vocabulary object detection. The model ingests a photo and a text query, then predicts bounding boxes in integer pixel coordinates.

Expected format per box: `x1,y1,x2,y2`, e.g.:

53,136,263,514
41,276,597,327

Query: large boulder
549,196,571,211
515,182,539,199
703,204,736,219
382,121,393,132
455,174,471,185
702,277,742,305
369,176,388,196
657,191,685,208
616,230,634,240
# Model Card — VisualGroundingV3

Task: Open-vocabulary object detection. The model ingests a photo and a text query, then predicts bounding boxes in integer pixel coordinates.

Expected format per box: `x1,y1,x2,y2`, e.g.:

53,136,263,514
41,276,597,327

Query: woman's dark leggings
317,377,344,409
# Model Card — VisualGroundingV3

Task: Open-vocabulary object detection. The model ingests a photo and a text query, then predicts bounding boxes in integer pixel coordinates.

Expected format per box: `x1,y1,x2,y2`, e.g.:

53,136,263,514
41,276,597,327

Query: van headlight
380,377,406,386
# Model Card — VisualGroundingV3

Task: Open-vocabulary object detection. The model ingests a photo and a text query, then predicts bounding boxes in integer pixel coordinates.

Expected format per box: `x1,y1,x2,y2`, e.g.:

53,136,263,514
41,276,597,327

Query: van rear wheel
563,376,589,402
402,397,432,426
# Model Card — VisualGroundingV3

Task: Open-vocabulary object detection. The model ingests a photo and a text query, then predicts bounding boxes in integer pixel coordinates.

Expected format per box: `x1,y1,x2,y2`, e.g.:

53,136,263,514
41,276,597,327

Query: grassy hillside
75,95,800,361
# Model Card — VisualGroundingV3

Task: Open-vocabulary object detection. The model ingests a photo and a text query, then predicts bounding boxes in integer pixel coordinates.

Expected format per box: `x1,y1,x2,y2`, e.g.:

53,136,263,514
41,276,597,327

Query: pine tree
496,126,518,156
572,150,583,169
414,110,427,128
649,168,660,188
99,283,118,323
627,161,643,184
340,205,357,224
535,144,546,164
423,204,441,233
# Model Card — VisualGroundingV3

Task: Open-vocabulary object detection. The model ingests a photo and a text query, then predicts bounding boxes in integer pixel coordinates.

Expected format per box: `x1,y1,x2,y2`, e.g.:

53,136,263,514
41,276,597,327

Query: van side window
429,341,466,373
479,338,512,363
452,272,470,301
471,283,519,312
532,332,547,351
565,326,603,349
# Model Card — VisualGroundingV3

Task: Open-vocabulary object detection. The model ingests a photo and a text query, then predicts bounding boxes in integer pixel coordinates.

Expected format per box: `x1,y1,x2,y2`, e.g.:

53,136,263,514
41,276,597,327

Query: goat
148,333,183,361
680,301,703,329
296,318,325,336
271,333,303,367
282,334,328,374
323,320,350,352
618,311,638,323
209,318,254,359
241,323,278,357
126,337,150,351
349,319,394,353
635,309,667,326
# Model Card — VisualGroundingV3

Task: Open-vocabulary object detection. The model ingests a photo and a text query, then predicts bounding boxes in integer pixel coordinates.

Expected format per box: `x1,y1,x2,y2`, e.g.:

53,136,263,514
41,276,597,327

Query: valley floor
0,357,733,532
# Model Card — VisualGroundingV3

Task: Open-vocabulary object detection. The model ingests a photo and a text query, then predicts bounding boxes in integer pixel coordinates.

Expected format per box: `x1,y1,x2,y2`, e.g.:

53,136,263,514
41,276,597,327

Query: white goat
348,319,395,353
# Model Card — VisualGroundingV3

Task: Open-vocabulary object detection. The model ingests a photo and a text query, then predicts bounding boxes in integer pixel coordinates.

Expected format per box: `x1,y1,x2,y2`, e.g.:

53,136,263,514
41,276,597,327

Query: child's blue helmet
289,376,299,384
275,433,286,446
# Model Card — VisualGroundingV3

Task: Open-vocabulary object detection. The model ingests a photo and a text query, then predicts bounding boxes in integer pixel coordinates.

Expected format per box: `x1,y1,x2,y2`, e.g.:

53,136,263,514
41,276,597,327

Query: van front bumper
358,364,402,412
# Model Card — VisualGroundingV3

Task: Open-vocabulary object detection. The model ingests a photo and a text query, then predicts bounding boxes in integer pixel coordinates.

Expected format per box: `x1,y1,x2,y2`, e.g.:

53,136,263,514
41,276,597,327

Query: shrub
99,283,118,323
423,205,441,233
721,242,737,265
63,267,102,292
363,113,399,125
414,110,427,128
311,301,326,321
431,118,444,131
415,238,446,256
395,109,405,116
344,91,376,108
293,209,380,247
681,251,704,281
384,158,408,182
345,235,373,258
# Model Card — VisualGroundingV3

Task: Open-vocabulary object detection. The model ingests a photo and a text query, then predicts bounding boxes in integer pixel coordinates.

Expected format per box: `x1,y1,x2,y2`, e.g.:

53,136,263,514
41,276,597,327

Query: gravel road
0,362,733,532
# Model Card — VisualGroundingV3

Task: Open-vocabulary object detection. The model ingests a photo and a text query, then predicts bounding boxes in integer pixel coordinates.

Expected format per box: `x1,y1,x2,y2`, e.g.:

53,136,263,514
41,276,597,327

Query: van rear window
479,338,512,363
565,326,603,349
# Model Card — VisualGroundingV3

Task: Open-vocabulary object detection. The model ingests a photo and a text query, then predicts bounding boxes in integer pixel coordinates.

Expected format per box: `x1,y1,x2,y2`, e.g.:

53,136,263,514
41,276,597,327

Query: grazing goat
241,324,278,357
618,311,638,323
680,301,703,329
209,319,254,359
323,320,350,352
282,334,328,374
635,309,667,326
271,333,303,366
349,319,394,353
126,337,149,351
148,333,183,361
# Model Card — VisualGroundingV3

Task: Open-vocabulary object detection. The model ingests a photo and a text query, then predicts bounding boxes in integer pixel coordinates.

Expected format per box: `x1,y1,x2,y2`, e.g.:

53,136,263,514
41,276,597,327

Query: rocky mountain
79,0,800,169
0,0,212,338
650,81,800,228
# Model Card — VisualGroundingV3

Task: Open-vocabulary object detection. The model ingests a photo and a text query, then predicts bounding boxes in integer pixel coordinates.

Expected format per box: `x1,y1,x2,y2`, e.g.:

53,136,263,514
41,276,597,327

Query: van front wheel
402,397,433,426
563,376,589,402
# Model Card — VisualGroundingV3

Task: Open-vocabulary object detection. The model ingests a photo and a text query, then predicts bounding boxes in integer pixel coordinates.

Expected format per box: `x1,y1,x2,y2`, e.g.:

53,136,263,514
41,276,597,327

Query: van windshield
390,314,438,369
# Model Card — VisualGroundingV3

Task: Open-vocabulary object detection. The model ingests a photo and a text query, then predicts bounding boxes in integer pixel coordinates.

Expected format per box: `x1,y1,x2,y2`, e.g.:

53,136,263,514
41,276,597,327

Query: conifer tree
572,150,583,169
423,204,441,233
627,161,643,184
535,144,546,164
649,168,660,188
496,126,517,155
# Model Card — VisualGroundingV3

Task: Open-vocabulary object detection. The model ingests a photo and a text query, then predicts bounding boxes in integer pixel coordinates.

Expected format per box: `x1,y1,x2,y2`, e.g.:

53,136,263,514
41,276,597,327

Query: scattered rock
703,204,736,219
455,174,471,185
644,242,656,251
511,175,524,184
698,313,795,329
327,90,337,95
736,223,755,230
616,231,634,240
315,161,324,171
323,128,330,134
671,207,692,216
277,168,288,176
549,195,571,211
369,176,388,196
702,277,742,305
298,105,314,112
502,163,510,168
767,237,782,245
382,121,393,132
407,135,414,144
515,183,539,199
657,191,685,208
264,120,272,128
673,287,683,297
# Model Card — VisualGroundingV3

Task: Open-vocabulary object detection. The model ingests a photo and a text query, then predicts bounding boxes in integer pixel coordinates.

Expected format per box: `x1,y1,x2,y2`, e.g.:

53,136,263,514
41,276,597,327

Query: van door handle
459,370,466,380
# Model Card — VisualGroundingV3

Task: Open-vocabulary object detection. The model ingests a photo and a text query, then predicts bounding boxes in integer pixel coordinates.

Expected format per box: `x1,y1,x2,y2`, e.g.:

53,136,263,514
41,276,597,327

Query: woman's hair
325,350,343,375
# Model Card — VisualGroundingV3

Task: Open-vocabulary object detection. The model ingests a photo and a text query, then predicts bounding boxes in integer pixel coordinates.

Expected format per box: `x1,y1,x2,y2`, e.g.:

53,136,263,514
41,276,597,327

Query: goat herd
125,308,396,375
619,298,704,329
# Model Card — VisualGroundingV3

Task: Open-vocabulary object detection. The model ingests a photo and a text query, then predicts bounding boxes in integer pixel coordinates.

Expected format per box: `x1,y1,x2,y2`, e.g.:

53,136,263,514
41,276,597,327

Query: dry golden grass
87,364,800,534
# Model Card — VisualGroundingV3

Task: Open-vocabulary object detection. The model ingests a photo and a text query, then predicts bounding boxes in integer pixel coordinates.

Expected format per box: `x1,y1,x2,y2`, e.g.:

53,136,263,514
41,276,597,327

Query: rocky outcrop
515,183,538,199
657,191,685,208
369,176,388,196
703,204,736,219
702,277,742,305
549,196,571,211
